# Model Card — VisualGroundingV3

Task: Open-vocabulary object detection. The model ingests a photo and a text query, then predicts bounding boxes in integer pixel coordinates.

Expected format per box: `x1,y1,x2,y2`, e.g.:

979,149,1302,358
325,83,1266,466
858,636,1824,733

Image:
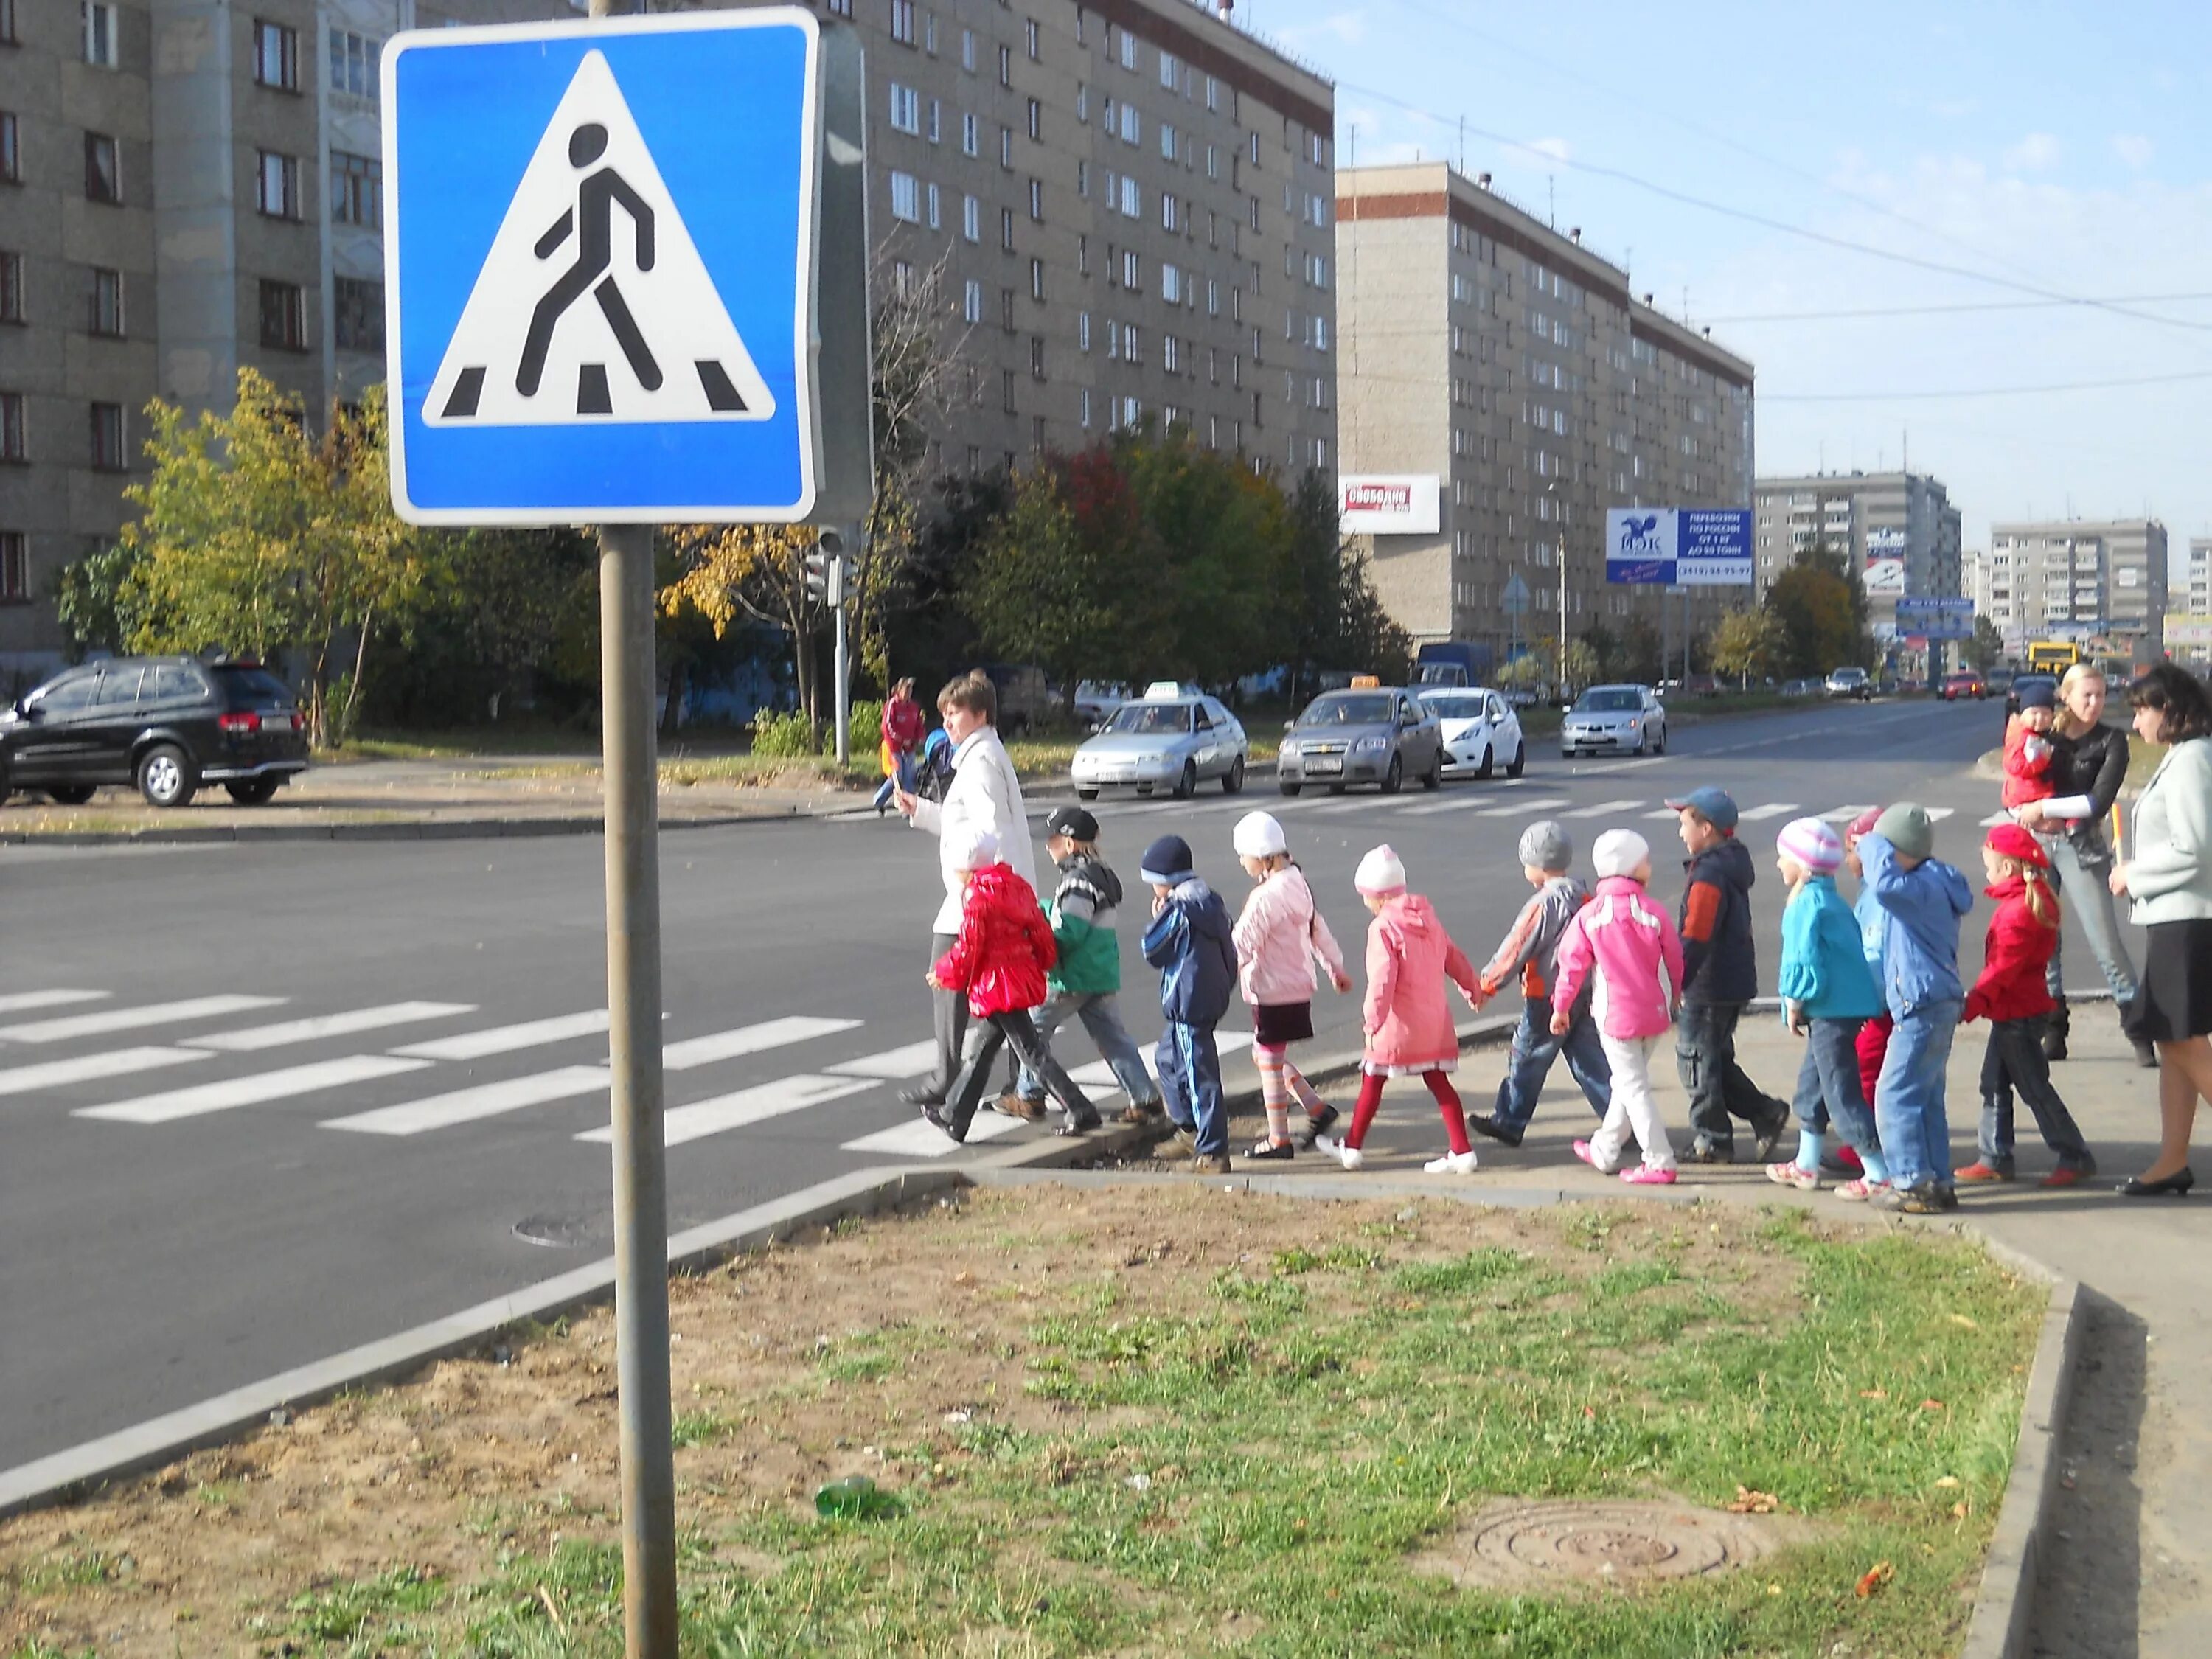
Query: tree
1764,552,1868,679
960,462,1139,706
1967,615,2003,674
658,522,830,729
1562,635,1599,692
1281,472,1409,696
52,541,147,660
1711,608,1784,688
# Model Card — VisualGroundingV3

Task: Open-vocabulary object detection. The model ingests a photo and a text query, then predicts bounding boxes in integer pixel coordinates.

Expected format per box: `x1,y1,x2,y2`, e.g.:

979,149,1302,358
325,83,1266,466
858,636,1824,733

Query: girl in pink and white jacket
1322,846,1484,1175
1550,829,1686,1183
1231,812,1352,1159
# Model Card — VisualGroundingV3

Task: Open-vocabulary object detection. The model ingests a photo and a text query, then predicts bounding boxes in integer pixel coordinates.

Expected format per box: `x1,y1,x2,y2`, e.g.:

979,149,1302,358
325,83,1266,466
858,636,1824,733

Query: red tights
1347,1069,1470,1156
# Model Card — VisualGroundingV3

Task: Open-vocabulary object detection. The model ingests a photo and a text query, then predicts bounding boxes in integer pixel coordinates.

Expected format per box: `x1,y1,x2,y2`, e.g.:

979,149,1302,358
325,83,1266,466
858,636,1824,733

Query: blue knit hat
2017,679,2056,712
1140,834,1195,886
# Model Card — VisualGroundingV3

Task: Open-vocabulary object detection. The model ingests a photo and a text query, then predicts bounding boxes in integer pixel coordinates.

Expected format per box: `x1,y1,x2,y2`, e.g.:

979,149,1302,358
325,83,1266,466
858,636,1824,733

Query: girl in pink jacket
1231,812,1352,1160
1321,846,1483,1175
1549,829,1685,1183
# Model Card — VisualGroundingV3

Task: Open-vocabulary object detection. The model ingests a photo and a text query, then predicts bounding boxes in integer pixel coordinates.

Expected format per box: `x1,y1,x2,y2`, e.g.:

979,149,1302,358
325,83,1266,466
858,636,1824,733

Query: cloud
2001,133,2062,173
2112,133,2155,170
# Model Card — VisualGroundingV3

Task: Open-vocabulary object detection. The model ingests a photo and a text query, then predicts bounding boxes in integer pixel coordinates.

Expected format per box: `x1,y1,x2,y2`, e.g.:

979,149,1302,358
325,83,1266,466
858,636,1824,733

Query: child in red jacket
1956,824,2097,1186
925,827,1101,1143
2001,681,2059,813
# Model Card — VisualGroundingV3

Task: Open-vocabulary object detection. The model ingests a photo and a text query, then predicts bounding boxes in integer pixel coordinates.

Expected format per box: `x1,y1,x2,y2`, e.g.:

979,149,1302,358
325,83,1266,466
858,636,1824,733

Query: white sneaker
1424,1150,1479,1175
1316,1134,1363,1171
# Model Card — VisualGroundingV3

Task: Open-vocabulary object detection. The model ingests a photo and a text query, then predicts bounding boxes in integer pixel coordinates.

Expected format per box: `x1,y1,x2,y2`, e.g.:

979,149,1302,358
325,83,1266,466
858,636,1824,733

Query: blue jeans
1875,998,1961,1191
1792,1016,1880,1157
1017,991,1160,1108
1978,1015,2095,1171
2043,835,2140,1007
1491,997,1611,1133
1156,1022,1225,1156
871,748,917,810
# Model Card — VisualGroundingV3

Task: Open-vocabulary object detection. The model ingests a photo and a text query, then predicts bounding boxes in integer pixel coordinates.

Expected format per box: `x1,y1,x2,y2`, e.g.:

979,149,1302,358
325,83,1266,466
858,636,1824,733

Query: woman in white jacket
2110,665,2212,1197
896,671,1034,1106
1230,811,1350,1158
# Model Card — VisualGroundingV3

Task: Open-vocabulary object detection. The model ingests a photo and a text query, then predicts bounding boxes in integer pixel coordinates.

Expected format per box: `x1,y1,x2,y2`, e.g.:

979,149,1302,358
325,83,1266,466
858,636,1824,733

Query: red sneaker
2039,1166,2092,1189
1955,1161,2014,1183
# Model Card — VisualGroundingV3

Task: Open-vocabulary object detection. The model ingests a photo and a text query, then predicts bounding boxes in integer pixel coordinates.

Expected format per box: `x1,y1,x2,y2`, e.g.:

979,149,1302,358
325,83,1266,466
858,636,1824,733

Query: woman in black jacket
2017,663,2156,1067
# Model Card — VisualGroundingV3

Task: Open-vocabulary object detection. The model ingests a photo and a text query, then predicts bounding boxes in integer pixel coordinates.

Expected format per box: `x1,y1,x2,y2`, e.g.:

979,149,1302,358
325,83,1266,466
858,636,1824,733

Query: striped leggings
1253,1043,1329,1147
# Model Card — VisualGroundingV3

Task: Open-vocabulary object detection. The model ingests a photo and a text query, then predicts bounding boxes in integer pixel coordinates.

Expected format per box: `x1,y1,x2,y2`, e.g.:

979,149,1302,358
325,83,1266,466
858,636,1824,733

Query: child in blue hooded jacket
1767,818,1891,1197
1140,834,1239,1174
1857,803,1976,1214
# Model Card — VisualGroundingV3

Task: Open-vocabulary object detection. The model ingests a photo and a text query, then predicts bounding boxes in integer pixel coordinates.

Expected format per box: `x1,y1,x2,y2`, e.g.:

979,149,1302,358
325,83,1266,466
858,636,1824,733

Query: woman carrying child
1230,811,1352,1160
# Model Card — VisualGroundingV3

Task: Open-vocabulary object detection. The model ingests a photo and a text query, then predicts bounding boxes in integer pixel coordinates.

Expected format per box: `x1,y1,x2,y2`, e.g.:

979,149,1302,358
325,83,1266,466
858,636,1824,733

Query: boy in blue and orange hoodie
1140,834,1239,1175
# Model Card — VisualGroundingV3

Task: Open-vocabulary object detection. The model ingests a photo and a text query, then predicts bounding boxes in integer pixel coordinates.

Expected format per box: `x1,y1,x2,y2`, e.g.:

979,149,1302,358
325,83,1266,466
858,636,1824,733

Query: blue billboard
1604,509,1752,586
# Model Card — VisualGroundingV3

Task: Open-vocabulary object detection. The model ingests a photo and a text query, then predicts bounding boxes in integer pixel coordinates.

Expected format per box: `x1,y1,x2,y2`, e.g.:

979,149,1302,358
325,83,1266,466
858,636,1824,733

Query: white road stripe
74,1055,433,1124
1395,794,1496,817
1820,804,1877,824
187,1002,476,1054
663,1015,860,1072
1925,807,1957,822
841,1113,1027,1158
1473,796,1569,818
0,990,110,1015
1980,811,2010,827
578,1074,877,1148
1644,806,1682,820
393,1009,610,1060
0,995,287,1045
824,1040,939,1079
1563,799,1645,819
1070,1046,1164,1088
323,1065,611,1137
0,1046,210,1097
1312,799,1385,815
1737,803,1801,823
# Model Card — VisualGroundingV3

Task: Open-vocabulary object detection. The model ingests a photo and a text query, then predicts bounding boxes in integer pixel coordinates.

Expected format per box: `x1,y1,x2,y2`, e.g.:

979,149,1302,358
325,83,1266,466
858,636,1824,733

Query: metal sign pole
832,553,851,767
587,8,678,1652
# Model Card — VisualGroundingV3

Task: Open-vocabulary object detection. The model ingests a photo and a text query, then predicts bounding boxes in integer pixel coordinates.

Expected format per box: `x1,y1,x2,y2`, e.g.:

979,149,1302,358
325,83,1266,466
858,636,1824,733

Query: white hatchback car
1416,686,1526,779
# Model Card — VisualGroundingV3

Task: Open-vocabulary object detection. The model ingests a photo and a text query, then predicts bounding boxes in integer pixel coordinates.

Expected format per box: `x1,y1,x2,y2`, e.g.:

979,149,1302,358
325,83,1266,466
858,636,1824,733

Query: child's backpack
916,727,956,802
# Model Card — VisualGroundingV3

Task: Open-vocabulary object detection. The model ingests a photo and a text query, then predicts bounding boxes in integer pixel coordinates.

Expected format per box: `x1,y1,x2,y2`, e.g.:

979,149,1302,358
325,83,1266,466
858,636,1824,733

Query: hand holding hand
1332,969,1353,994
2015,801,2045,830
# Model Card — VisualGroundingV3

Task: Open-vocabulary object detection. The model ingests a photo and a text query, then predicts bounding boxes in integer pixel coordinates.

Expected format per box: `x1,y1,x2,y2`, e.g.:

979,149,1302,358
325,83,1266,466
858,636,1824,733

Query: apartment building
1752,470,1962,672
1333,160,1753,669
2188,538,2210,614
1971,518,2168,658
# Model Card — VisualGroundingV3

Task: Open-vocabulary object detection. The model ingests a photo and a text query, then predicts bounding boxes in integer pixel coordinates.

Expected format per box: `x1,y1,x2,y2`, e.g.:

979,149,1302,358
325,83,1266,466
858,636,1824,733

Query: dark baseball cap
1046,805,1099,841
1663,787,1739,833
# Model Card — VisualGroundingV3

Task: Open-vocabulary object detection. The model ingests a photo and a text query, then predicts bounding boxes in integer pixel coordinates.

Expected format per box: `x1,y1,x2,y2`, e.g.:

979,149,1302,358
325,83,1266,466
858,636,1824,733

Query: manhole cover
512,1214,598,1248
1415,1499,1793,1590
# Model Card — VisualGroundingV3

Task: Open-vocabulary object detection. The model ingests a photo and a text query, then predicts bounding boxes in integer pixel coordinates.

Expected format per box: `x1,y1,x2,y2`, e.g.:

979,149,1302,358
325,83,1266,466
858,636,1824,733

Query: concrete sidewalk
1186,1004,2205,1658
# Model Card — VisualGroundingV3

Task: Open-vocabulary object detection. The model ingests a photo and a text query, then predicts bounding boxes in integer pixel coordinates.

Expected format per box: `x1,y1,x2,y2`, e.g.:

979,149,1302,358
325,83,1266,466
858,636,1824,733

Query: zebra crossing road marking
1980,811,2010,827
74,1055,434,1125
0,995,287,1045
824,1040,939,1079
1644,805,1682,819
580,1074,876,1149
1395,793,1502,817
1820,804,1877,824
0,1046,211,1098
1473,796,1568,818
1736,803,1801,823
841,1113,1026,1158
1564,799,1645,819
0,990,110,1016
392,1009,610,1060
186,1002,477,1054
324,1065,615,1137
661,1015,860,1071
1925,807,1956,821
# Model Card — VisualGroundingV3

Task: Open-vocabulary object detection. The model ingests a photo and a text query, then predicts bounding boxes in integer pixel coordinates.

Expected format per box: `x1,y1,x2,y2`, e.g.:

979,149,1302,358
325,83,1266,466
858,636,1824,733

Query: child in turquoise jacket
1769,818,1891,1196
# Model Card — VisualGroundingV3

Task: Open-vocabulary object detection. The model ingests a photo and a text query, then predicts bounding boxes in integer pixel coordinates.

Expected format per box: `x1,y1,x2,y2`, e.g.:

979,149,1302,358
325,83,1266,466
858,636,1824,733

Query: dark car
2005,673,2059,718
0,656,309,808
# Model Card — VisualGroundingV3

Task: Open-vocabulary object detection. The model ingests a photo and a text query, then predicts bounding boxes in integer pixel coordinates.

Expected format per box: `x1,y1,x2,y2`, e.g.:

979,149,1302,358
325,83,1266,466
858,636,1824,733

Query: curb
0,804,863,848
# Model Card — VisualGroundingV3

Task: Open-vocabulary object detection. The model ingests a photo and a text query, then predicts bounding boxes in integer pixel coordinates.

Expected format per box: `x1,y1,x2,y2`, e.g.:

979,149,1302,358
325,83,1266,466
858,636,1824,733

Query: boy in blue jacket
1857,803,1976,1214
1767,818,1891,1197
1140,834,1239,1175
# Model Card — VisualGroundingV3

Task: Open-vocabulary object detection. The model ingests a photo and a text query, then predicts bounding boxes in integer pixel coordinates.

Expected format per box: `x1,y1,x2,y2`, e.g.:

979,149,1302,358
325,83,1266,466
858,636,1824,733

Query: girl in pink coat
1549,828,1685,1183
1321,845,1483,1174
1231,811,1352,1160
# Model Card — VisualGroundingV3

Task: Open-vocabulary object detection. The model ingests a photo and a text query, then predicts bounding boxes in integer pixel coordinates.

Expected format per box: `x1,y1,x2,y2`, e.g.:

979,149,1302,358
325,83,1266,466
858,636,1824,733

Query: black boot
2124,1001,2160,1068
2042,1004,2069,1062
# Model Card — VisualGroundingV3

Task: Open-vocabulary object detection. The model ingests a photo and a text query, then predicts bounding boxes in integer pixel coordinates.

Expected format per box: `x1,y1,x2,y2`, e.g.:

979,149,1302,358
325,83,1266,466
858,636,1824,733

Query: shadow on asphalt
2032,1286,2146,1658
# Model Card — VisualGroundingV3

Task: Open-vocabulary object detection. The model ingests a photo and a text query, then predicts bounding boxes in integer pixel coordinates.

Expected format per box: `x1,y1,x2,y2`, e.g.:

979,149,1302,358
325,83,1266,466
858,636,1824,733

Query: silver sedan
1071,695,1248,799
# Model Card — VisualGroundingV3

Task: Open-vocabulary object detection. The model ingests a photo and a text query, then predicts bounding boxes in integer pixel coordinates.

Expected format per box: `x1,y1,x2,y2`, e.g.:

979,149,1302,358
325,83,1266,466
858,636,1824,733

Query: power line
1764,369,2212,403
1708,292,2212,324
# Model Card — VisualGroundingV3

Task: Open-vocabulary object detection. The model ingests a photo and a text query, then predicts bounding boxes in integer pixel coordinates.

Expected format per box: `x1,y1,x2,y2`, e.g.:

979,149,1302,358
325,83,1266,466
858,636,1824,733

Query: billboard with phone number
1604,508,1752,586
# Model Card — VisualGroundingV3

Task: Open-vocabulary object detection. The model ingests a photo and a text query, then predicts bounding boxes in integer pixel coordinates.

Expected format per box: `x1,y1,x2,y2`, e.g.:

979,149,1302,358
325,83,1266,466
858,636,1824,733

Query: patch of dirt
1412,1497,1818,1591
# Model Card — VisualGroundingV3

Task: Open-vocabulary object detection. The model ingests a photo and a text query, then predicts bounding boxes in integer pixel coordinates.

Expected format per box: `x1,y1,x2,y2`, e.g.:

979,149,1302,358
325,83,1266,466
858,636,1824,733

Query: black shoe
2133,1037,2160,1070
2043,1009,2070,1062
1248,1137,1296,1161
1688,1141,1734,1165
2117,1168,2194,1197
900,1082,947,1108
1298,1105,1340,1149
920,1103,966,1144
1055,1111,1103,1136
1752,1114,1790,1163
1467,1113,1525,1149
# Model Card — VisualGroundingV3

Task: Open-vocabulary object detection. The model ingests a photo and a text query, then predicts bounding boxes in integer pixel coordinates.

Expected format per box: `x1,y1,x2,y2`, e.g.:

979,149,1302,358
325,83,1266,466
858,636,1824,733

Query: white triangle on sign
424,49,776,428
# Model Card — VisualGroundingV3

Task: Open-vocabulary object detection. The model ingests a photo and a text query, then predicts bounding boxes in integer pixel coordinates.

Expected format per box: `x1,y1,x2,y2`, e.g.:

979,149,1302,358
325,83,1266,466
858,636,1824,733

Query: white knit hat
950,824,1000,872
1775,816,1843,877
1232,810,1287,859
1591,829,1651,880
1354,844,1407,894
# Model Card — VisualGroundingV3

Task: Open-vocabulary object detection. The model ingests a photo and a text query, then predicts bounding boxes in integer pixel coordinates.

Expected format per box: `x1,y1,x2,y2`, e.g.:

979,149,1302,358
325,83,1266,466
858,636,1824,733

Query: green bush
750,698,886,764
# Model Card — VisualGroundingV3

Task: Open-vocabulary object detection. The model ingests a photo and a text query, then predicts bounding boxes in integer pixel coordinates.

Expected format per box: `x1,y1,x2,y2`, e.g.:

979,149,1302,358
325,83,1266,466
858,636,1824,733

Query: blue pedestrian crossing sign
384,10,825,525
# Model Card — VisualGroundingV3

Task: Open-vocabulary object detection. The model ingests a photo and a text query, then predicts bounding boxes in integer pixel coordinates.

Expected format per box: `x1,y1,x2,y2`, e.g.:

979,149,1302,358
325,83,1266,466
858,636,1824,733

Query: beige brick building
1969,518,2169,660
1335,160,1753,675
1752,470,1963,676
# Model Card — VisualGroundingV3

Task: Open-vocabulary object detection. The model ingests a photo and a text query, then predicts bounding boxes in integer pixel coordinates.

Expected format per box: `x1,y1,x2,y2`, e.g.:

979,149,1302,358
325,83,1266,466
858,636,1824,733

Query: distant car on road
1560,684,1667,759
1279,687,1443,796
1072,680,1128,726
1940,670,1988,702
1416,686,1526,779
1781,678,1818,698
2006,672,2059,717
1070,690,1247,799
1825,667,1874,701
0,655,307,809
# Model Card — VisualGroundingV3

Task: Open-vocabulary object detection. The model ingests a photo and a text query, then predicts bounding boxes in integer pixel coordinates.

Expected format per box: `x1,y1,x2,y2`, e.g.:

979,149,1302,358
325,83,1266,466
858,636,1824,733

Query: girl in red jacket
924,827,1101,1143
1957,824,2098,1186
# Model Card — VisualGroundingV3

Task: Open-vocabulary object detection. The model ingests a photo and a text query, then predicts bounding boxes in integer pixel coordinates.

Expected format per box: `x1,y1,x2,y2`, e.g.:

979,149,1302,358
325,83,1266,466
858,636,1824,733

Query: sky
1234,0,2212,582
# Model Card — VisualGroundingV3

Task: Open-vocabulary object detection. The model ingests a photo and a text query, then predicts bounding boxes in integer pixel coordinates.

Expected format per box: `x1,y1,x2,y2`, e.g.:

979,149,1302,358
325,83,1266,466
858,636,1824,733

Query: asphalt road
1,695,2093,1472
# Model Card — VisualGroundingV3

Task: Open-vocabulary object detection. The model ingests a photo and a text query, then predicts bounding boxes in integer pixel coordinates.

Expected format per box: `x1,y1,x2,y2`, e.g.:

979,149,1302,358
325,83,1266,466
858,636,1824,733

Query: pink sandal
1833,1178,1892,1203
1620,1164,1677,1186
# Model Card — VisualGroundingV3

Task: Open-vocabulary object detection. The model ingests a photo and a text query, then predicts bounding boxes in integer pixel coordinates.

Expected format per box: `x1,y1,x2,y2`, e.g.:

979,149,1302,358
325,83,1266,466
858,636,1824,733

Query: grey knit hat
1517,819,1573,872
1872,802,1935,861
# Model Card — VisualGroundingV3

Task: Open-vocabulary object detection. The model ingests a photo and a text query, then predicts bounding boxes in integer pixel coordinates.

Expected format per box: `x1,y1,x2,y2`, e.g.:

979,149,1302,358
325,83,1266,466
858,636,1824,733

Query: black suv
0,656,309,808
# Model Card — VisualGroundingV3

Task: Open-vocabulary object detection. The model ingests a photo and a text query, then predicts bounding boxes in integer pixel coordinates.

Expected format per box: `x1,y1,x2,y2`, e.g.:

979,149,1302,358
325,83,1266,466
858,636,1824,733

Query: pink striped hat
1776,817,1843,877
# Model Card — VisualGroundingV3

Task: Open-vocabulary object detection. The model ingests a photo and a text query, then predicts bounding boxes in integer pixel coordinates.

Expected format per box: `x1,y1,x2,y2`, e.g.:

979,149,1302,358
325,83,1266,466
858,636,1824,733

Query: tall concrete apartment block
1752,470,1962,671
2187,538,2210,614
1971,518,2169,659
1333,161,1754,667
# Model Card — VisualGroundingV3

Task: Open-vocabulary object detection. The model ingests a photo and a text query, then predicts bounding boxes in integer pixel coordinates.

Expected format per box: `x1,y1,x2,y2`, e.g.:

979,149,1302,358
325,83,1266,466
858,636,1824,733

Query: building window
0,532,24,602
0,112,15,183
1000,126,1012,168
0,251,20,323
333,276,383,352
253,18,297,89
888,170,919,222
90,402,125,471
961,194,980,242
962,279,983,324
1029,257,1044,300
1079,312,1091,352
84,132,120,204
891,258,914,295
1119,29,1137,71
924,13,936,54
256,151,300,220
258,279,305,351
998,44,1010,87
926,181,939,229
1025,17,1040,59
1029,335,1045,380
0,0,16,46
890,0,915,45
961,114,978,156
1001,288,1015,332
330,29,379,100
89,267,122,336
1027,97,1041,141
1000,206,1014,250
824,0,851,13
1080,387,1091,428
928,98,940,143
331,151,382,228
888,83,920,134
1001,369,1015,413
0,392,22,462
83,1,119,68
1028,177,1043,220
961,28,974,71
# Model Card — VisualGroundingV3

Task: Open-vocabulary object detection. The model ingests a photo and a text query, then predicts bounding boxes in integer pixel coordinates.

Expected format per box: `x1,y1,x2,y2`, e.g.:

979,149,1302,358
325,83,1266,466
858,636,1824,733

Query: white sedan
1416,686,1526,779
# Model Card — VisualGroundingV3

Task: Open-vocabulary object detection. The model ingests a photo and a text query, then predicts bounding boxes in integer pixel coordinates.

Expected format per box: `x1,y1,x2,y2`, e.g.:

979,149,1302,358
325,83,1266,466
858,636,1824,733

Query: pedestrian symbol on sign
424,49,774,428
